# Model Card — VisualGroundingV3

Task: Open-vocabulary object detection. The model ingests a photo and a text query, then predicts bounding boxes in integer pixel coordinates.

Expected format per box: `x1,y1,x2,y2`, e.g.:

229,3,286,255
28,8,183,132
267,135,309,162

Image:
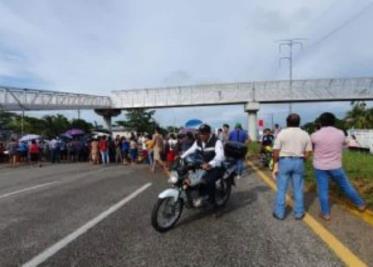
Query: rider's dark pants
203,167,224,205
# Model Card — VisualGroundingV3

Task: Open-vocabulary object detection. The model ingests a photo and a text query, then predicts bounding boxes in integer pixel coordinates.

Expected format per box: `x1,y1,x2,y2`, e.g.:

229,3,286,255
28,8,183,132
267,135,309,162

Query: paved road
0,163,343,267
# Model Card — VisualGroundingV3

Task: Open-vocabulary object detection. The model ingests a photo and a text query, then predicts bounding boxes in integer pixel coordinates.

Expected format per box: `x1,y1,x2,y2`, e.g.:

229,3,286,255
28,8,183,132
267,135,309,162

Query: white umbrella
92,131,110,138
93,133,110,139
19,134,41,142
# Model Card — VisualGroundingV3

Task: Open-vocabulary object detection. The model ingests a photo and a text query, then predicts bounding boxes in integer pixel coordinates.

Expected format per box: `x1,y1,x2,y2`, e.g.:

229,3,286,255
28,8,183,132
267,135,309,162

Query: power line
307,1,373,50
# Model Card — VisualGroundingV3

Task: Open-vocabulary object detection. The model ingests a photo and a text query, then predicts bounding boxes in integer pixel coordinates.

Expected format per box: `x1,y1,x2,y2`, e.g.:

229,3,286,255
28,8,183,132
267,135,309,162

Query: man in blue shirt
229,123,249,179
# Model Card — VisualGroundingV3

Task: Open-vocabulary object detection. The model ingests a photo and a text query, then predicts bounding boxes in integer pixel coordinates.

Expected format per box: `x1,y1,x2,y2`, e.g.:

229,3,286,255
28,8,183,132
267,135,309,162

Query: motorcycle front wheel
151,197,183,233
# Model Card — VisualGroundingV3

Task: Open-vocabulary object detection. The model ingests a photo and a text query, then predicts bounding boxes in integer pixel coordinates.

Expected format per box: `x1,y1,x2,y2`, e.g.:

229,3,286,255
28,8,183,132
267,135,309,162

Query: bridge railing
111,83,255,108
0,87,112,111
111,77,373,108
255,78,373,102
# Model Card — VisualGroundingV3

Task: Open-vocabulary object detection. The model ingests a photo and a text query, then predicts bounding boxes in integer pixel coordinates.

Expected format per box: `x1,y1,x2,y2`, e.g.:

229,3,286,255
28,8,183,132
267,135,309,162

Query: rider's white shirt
181,137,225,168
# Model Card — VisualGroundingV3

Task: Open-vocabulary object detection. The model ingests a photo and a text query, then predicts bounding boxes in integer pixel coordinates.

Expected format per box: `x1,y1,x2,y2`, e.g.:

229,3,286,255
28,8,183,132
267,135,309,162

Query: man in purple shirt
311,112,366,221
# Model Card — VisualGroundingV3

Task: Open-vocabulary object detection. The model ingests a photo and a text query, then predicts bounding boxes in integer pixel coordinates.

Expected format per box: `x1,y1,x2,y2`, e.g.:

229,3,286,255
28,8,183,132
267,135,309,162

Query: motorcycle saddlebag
224,141,247,159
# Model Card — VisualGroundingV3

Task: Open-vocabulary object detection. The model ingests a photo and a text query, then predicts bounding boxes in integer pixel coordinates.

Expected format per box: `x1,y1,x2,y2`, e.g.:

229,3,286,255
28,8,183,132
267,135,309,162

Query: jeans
51,149,60,163
100,151,109,165
203,167,224,205
314,168,365,215
115,148,122,163
274,158,305,219
235,159,244,176
130,149,137,162
148,151,153,166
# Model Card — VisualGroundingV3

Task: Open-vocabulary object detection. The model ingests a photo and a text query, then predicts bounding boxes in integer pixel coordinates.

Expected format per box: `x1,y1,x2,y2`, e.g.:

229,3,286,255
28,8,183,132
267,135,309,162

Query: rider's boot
193,195,209,208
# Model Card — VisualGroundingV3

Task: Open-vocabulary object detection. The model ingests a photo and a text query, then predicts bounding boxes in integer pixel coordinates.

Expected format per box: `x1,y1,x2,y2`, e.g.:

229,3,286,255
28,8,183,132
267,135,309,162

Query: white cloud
0,0,372,126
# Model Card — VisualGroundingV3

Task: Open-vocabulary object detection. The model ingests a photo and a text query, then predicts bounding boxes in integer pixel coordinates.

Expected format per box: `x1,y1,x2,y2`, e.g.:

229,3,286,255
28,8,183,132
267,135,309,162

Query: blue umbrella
185,119,203,129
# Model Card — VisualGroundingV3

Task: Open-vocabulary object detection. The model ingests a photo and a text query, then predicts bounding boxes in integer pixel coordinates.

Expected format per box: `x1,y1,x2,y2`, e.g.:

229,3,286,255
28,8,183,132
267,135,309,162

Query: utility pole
270,113,274,130
277,38,305,114
21,109,25,136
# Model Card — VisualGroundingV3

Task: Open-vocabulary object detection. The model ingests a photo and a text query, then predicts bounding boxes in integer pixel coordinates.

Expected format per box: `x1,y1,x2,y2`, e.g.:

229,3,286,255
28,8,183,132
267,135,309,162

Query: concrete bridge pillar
103,115,112,131
94,109,121,131
245,102,260,141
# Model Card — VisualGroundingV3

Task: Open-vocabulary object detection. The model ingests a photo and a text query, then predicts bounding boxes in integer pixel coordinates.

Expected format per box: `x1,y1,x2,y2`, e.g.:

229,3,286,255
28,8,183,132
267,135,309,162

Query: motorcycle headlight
168,171,179,184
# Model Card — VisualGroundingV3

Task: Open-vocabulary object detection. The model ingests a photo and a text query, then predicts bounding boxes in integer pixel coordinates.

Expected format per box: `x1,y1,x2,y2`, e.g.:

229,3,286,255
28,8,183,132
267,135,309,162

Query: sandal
319,213,331,221
357,204,367,212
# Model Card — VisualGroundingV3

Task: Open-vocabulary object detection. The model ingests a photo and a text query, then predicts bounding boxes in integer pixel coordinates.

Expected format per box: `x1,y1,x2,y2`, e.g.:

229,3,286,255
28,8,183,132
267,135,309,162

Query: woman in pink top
311,112,366,221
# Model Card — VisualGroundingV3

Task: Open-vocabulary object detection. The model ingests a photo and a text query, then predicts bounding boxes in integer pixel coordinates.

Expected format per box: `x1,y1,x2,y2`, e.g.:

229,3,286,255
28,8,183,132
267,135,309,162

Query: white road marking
22,182,152,267
0,182,59,200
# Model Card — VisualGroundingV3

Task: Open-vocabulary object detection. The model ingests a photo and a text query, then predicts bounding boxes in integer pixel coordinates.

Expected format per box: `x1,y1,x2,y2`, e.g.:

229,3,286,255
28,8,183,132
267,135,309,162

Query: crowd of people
0,136,92,167
0,123,250,173
88,123,249,176
88,129,180,172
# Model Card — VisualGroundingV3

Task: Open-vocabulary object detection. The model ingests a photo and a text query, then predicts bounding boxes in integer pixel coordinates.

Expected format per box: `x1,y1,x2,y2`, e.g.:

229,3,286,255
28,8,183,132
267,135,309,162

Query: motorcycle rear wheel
215,178,232,208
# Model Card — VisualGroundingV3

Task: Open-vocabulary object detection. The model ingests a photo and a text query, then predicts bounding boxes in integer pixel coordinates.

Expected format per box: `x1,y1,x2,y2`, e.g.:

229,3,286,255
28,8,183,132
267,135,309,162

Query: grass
246,142,261,160
247,142,373,208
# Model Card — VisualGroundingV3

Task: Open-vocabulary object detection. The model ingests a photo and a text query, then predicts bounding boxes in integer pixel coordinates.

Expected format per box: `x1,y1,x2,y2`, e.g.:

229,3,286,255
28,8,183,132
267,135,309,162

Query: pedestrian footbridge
1,77,373,140
111,77,373,108
0,86,112,111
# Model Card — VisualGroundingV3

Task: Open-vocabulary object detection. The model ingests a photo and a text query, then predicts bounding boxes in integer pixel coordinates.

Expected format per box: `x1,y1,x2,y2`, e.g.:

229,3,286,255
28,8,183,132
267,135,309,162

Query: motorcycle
260,145,274,169
151,141,246,233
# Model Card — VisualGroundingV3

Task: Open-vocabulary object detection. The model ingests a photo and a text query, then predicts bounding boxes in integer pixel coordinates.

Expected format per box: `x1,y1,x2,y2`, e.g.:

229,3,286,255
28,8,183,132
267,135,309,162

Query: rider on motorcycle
260,128,275,168
180,123,225,207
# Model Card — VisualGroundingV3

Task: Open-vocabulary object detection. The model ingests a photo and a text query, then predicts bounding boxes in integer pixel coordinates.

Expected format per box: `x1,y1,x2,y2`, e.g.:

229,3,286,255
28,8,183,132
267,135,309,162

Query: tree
303,115,346,134
71,119,93,133
165,126,180,134
116,109,159,134
0,110,16,129
302,122,317,134
25,116,46,135
0,111,95,138
42,114,71,138
345,102,373,129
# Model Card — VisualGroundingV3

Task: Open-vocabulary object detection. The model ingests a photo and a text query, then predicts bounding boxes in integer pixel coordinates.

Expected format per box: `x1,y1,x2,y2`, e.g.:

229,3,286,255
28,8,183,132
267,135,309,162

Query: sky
0,0,373,130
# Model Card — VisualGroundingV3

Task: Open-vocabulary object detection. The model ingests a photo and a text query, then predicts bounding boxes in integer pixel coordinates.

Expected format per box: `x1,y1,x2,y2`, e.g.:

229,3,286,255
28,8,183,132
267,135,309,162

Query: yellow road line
249,161,373,228
329,196,373,228
247,161,368,267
